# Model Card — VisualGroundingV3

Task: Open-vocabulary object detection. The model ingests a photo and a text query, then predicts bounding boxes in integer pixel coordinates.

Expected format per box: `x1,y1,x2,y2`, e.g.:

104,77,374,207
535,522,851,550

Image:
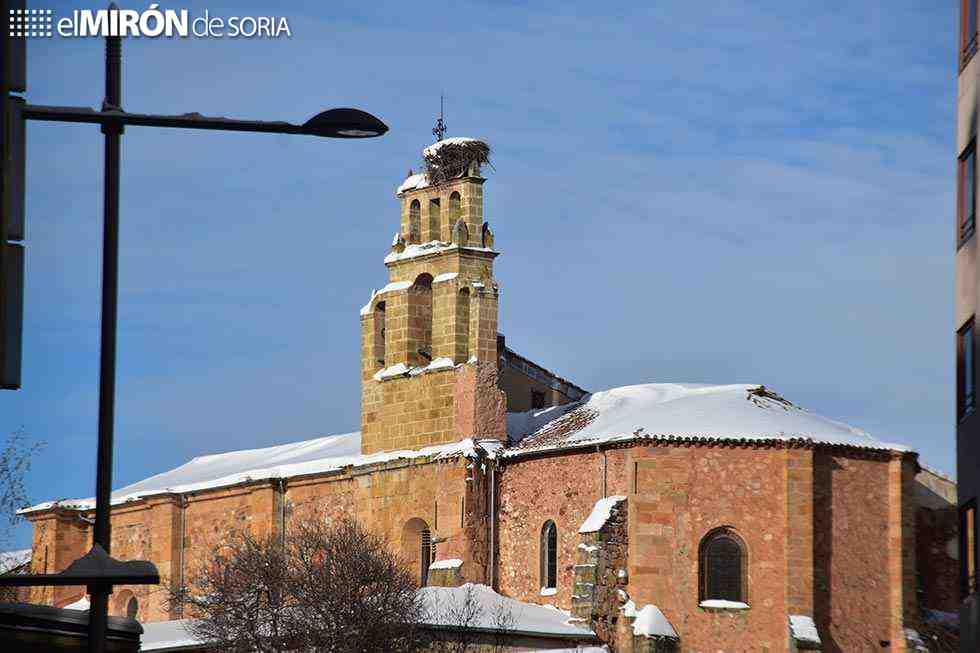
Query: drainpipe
489,460,497,590
177,494,188,618
598,445,608,498
277,478,287,548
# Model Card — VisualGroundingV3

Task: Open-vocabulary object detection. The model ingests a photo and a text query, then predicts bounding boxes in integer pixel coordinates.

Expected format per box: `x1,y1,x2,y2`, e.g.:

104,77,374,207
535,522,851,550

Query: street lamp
0,7,388,653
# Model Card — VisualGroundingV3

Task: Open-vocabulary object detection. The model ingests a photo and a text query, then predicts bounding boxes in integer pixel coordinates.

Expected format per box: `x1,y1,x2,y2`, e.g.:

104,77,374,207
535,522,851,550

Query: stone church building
20,138,958,652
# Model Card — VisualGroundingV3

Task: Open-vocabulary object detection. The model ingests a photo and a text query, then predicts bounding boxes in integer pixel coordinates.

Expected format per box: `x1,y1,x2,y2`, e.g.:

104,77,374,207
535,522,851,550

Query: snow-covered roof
506,383,910,457
0,548,30,573
419,583,593,638
64,595,90,611
21,433,499,515
396,172,429,195
578,496,626,534
139,586,595,651
141,618,199,651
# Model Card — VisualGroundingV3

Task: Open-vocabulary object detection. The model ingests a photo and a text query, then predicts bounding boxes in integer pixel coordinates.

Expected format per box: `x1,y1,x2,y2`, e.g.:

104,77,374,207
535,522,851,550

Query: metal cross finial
432,94,447,142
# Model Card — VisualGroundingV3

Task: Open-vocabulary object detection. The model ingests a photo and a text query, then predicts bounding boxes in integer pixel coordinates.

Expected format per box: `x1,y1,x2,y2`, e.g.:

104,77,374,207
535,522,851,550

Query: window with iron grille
699,528,746,603
960,141,976,245
420,528,433,586
959,317,976,421
963,501,977,598
540,520,557,590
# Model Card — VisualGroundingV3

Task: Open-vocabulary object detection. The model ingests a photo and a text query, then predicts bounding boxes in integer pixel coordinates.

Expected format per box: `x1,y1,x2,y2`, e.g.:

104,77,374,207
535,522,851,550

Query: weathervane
432,93,447,142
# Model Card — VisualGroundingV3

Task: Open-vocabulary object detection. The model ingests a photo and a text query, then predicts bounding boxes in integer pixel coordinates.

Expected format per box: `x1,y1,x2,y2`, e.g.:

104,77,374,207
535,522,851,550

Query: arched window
428,198,441,241
540,520,557,590
449,192,462,230
420,526,433,586
408,200,421,244
699,528,747,603
408,274,433,365
112,589,137,619
455,288,470,363
402,518,435,587
373,301,386,366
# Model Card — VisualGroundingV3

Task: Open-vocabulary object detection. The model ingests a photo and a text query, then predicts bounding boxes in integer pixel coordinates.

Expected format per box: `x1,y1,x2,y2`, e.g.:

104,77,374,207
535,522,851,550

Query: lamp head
303,108,388,138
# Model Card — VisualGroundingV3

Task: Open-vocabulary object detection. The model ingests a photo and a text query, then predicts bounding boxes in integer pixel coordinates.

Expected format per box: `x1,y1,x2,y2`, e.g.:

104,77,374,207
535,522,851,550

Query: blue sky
0,0,957,548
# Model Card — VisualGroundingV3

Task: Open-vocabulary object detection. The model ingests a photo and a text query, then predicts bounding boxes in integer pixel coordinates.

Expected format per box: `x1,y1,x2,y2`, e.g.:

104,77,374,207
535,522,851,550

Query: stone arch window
699,527,747,603
449,192,462,233
409,200,421,244
402,518,435,586
540,520,558,590
456,288,470,362
428,197,442,241
112,589,137,619
408,274,433,365
373,301,386,366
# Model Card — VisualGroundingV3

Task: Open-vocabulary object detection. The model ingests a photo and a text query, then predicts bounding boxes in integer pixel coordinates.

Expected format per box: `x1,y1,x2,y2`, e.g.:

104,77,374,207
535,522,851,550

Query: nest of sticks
423,139,492,183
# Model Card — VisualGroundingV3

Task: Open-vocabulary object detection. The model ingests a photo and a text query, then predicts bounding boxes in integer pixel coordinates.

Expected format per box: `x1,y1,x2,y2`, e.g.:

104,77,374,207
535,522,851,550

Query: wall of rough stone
913,469,959,614
495,447,631,609
812,452,895,652
571,497,629,646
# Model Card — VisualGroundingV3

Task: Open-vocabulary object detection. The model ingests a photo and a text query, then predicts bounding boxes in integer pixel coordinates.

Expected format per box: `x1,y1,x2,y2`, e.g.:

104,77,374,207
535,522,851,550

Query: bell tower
359,137,506,455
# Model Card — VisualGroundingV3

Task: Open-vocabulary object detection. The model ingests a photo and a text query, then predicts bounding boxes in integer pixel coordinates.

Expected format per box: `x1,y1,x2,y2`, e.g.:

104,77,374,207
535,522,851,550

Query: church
20,136,959,652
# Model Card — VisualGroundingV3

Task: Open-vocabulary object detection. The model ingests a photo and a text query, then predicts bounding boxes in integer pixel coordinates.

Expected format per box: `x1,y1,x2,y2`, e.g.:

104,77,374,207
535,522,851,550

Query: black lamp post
0,9,387,653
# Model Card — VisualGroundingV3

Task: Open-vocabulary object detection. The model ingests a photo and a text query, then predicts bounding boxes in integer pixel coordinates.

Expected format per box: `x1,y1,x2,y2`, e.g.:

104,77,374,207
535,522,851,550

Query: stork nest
423,138,492,184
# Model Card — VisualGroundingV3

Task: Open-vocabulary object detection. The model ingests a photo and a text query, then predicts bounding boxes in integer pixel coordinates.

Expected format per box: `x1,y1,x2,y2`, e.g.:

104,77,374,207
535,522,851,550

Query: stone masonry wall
496,448,631,610
628,445,790,652
27,454,482,624
813,452,893,652
571,497,629,647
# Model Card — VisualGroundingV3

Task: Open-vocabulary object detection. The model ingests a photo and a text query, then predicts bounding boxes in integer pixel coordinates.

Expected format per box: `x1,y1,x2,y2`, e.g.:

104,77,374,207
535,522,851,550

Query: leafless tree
171,516,427,653
426,583,517,653
0,428,42,547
